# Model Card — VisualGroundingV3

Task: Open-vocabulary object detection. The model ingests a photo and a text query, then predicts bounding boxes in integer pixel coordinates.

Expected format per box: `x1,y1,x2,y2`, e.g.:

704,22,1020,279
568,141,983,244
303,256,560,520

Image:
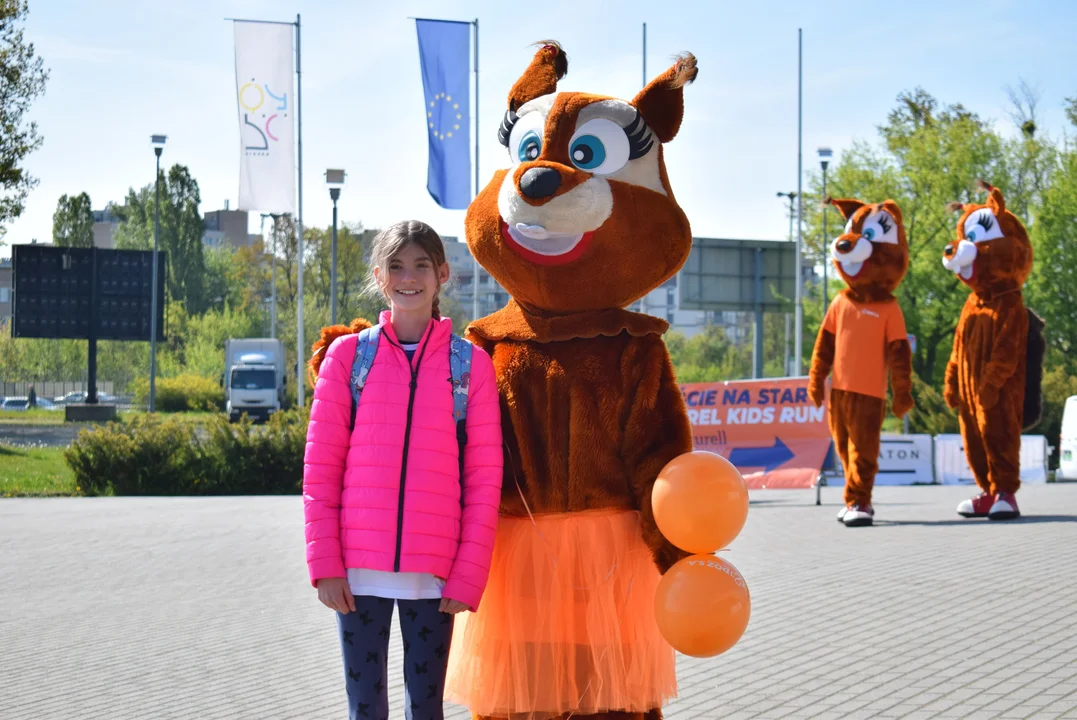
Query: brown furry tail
307,317,374,388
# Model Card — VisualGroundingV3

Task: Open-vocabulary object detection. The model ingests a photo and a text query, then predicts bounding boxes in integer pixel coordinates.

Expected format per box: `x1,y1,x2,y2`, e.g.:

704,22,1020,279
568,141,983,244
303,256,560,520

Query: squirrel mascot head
942,180,1033,294
825,197,909,301
464,42,697,313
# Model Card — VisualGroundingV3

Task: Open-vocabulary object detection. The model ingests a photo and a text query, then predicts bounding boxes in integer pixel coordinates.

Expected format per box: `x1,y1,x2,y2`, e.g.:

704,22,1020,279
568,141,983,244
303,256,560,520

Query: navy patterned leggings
336,596,454,720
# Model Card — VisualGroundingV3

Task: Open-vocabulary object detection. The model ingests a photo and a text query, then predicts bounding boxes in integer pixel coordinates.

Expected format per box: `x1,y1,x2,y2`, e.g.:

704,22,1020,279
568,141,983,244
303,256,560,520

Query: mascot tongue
500,220,592,265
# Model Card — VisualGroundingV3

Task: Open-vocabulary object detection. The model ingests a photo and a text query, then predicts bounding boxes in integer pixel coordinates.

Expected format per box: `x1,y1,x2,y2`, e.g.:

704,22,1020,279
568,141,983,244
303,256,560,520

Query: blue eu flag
416,20,471,209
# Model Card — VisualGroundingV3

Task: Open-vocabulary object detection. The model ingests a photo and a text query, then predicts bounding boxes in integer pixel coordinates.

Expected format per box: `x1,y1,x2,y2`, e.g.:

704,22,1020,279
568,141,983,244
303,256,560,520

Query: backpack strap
449,335,474,508
349,325,381,430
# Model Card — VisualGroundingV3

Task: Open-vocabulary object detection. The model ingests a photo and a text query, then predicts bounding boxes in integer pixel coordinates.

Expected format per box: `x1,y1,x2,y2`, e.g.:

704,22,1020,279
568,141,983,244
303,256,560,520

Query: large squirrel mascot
808,198,914,527
942,181,1044,521
442,43,699,720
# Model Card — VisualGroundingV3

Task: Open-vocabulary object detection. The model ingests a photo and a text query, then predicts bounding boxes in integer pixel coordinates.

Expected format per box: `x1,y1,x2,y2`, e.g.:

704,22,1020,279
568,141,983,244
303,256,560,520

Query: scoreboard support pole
88,249,98,405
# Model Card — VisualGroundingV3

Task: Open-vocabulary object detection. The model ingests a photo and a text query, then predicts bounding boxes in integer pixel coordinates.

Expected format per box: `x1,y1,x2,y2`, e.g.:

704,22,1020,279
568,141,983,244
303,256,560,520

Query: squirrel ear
977,180,1006,214
879,200,903,226
506,41,567,112
630,53,697,143
946,201,965,215
824,197,865,221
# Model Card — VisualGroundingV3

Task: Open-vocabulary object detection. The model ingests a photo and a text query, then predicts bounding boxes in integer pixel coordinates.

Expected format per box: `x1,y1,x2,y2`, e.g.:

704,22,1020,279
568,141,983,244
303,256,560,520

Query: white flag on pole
234,21,296,214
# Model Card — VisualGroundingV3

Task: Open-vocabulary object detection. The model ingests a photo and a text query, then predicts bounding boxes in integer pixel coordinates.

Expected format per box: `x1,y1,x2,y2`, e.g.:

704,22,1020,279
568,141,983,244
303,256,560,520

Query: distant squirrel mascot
441,42,699,720
942,180,1045,521
808,197,913,527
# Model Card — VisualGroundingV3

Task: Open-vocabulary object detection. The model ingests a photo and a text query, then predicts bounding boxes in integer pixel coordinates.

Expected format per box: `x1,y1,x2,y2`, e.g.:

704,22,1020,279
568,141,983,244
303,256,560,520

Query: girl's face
374,242,450,314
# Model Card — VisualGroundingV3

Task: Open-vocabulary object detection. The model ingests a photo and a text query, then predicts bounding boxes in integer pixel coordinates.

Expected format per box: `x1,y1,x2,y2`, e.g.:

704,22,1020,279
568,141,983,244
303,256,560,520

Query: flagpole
471,17,479,322
794,28,803,376
295,13,306,408
642,22,647,88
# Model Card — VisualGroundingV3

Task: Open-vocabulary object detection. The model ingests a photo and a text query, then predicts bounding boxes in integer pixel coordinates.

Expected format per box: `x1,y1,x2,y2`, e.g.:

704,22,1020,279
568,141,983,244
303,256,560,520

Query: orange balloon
652,451,748,554
654,554,751,658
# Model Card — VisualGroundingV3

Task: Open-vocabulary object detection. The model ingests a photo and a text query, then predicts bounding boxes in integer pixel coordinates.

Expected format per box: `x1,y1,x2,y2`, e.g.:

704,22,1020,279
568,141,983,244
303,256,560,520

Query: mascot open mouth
500,220,594,266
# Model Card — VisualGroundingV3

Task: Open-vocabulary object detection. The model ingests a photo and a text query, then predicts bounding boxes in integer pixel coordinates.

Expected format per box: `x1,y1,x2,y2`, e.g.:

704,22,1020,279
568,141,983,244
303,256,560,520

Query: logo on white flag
238,80,288,156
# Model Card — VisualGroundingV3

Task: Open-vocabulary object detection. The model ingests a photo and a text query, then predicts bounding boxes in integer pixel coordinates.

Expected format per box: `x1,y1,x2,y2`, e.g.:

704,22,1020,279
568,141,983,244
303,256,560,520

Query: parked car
52,391,115,405
1,397,30,411
2,396,60,411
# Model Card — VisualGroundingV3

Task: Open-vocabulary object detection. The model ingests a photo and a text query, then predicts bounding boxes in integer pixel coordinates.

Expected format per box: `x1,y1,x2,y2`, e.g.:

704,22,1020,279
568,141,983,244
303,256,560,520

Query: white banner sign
934,434,1049,485
826,434,935,486
234,21,296,214
877,434,934,485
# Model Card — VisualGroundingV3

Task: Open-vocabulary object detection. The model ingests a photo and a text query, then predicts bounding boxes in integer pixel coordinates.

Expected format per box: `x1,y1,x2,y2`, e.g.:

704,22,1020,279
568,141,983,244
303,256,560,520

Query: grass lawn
0,445,77,497
0,408,67,425
0,409,222,427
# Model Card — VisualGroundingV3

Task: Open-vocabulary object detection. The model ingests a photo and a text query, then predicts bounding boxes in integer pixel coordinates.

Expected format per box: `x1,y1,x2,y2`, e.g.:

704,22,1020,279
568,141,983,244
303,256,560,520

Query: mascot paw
808,381,825,408
944,386,959,410
892,393,914,419
980,383,1000,410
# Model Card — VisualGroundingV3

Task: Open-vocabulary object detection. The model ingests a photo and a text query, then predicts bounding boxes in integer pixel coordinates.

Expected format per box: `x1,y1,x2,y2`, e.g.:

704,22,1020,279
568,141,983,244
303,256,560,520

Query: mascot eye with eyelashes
568,118,630,173
963,209,1004,242
500,106,655,173
506,111,546,166
860,211,898,245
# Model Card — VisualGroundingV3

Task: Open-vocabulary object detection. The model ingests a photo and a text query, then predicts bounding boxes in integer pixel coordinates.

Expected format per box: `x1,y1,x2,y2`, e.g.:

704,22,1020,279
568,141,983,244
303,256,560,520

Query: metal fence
0,380,144,410
1,380,115,400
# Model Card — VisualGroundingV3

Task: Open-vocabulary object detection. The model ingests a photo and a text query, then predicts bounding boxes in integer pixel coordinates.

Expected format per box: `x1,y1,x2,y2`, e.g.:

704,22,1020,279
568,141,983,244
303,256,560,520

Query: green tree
51,192,94,248
1027,143,1077,373
111,188,153,250
801,88,1013,385
0,0,49,241
111,166,207,313
161,165,206,314
667,325,751,383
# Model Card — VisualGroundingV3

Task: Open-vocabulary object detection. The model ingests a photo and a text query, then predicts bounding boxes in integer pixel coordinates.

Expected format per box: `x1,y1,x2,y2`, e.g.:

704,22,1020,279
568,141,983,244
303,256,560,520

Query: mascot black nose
836,239,853,253
519,167,561,199
944,245,955,257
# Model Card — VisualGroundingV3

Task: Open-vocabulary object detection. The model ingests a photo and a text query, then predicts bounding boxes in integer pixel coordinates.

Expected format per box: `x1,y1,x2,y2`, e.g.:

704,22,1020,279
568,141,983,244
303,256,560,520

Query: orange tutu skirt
444,509,676,719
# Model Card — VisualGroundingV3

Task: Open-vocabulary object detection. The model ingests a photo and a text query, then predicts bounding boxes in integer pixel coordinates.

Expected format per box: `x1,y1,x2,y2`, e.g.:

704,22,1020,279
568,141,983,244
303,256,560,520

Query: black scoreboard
11,245,166,341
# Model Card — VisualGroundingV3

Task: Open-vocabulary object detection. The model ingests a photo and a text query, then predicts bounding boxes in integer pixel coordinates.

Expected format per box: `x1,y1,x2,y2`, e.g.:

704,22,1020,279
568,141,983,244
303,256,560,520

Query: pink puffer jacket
303,312,503,611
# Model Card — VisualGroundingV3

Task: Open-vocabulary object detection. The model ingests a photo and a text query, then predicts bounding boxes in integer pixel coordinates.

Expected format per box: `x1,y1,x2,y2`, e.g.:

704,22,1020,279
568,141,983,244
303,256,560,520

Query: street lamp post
818,147,833,313
325,169,346,326
777,191,797,376
149,134,167,413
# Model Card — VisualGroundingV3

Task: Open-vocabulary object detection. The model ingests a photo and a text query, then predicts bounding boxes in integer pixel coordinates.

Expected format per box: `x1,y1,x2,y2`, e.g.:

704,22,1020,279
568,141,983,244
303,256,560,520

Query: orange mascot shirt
822,293,907,399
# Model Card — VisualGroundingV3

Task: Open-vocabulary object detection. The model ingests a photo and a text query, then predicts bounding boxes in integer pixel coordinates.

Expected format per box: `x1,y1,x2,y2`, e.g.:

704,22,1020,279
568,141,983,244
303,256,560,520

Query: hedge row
64,409,308,496
130,374,226,412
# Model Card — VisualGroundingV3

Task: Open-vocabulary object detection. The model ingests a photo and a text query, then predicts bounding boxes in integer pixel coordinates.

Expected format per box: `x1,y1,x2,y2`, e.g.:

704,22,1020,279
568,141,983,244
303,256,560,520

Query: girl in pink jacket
303,220,503,720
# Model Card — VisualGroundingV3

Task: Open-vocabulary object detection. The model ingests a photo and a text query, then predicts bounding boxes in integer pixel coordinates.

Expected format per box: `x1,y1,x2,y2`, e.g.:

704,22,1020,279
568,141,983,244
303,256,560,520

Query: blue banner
416,20,471,209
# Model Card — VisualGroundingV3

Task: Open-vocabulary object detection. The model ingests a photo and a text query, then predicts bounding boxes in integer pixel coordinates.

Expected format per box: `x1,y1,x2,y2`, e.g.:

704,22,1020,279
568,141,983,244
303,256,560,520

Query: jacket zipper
388,335,427,572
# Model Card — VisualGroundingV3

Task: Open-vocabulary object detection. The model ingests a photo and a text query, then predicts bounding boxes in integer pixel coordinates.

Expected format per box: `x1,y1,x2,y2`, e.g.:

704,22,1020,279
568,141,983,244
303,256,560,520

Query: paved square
2,484,1076,719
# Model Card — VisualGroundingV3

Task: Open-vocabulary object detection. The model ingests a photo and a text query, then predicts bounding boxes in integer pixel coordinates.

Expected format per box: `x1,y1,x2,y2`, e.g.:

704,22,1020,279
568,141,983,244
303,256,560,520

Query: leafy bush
64,414,204,495
64,408,309,495
907,372,959,436
131,373,225,412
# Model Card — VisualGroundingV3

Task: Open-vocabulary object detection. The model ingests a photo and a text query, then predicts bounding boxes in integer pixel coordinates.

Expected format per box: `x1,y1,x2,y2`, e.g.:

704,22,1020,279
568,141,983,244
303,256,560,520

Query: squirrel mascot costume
942,181,1043,521
440,43,698,720
808,197,914,527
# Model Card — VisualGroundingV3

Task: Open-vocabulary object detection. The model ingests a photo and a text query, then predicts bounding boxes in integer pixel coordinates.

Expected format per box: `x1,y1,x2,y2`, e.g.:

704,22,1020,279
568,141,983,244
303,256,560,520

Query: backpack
1023,308,1046,431
348,325,473,503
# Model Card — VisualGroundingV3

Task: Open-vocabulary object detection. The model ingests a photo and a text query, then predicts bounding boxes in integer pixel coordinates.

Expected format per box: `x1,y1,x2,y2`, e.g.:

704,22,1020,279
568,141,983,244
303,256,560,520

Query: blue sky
4,0,1077,259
